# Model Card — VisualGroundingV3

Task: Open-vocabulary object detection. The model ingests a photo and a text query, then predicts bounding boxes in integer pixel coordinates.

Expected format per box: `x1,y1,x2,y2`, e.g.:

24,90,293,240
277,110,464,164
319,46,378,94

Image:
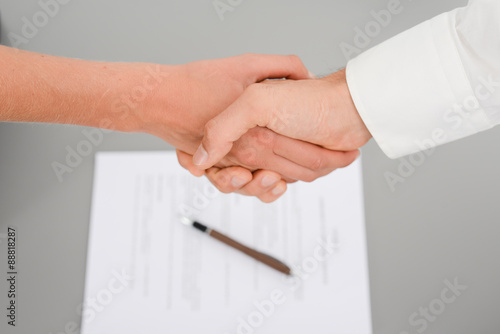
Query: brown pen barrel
209,229,291,275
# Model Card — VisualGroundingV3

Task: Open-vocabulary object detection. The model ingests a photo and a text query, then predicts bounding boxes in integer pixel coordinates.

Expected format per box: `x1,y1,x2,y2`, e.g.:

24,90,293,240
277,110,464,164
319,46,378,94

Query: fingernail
193,144,208,166
261,175,279,188
272,184,285,196
308,70,317,79
231,176,247,188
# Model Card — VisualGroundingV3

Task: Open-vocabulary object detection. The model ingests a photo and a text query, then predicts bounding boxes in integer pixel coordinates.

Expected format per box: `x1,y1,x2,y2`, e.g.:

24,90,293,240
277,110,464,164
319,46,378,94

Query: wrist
321,69,372,150
109,62,209,155
94,62,180,134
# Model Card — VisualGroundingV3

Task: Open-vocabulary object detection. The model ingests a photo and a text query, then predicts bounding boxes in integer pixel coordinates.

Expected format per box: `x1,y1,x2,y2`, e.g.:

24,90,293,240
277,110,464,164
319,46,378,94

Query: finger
272,135,361,171
176,149,205,177
234,170,282,197
230,145,317,182
228,128,358,182
193,87,266,169
236,54,314,82
206,168,282,197
254,154,333,183
257,180,287,203
273,149,360,182
205,168,287,203
204,166,253,194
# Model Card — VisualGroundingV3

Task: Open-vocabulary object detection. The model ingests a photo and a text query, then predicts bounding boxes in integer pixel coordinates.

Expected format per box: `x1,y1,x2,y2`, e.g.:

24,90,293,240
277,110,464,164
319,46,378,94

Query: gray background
1,0,499,333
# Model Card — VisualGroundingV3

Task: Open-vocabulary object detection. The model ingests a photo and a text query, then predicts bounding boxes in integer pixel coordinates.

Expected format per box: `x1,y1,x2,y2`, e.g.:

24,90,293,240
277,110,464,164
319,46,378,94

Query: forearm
0,45,178,133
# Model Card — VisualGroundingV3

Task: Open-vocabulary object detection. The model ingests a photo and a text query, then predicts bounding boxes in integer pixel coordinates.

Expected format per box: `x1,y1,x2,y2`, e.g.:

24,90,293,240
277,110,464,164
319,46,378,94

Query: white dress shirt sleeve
346,0,500,159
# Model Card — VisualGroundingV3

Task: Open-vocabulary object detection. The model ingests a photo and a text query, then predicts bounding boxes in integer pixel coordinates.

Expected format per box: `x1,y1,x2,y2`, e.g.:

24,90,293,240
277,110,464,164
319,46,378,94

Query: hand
136,56,360,200
176,137,359,203
192,68,372,170
140,54,311,156
176,150,291,203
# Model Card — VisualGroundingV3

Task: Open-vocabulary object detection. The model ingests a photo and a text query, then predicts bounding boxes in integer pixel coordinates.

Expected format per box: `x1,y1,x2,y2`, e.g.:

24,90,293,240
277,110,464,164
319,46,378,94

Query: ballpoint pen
181,217,292,276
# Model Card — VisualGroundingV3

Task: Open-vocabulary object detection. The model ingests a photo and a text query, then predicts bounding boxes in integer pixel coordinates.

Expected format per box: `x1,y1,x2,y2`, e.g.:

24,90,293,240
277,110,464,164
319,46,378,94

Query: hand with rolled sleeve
194,0,500,171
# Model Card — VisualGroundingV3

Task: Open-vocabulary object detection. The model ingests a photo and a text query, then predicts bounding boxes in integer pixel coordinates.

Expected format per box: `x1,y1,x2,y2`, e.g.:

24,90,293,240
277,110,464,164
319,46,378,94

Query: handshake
143,54,372,202
0,47,372,202
2,0,495,202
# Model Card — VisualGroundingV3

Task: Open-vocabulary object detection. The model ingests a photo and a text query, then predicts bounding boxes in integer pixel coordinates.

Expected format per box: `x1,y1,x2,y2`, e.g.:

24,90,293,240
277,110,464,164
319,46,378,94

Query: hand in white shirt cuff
346,4,498,159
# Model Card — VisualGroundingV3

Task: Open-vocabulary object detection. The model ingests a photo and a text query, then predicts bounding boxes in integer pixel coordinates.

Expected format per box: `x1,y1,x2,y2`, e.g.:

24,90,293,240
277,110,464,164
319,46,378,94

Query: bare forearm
0,45,177,132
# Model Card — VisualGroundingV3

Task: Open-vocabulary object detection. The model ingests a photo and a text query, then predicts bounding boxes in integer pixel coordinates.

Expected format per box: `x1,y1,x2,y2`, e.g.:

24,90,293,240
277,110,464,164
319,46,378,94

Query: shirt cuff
346,10,494,159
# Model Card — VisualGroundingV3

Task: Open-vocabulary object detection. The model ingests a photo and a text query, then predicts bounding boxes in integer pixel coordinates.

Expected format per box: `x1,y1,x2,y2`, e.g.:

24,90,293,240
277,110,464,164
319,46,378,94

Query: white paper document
81,151,371,334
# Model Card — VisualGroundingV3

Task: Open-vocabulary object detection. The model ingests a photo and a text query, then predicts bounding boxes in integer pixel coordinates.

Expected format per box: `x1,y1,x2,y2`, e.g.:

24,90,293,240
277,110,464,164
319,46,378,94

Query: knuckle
309,156,325,171
287,54,303,68
231,141,260,168
254,127,276,147
238,149,259,167
211,177,232,194
217,170,232,185
203,119,218,136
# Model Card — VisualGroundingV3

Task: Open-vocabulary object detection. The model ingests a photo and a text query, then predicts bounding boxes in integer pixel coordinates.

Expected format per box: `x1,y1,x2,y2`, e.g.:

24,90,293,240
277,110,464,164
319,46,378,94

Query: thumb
193,89,267,169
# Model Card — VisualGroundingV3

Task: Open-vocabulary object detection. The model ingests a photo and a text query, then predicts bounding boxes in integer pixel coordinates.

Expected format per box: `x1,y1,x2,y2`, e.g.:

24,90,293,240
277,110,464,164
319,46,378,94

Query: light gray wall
1,0,499,333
